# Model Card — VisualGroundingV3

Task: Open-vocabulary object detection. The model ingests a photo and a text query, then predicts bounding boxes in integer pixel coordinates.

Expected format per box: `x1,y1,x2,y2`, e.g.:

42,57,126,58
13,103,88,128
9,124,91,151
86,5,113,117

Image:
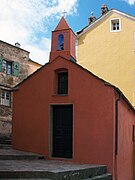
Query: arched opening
58,34,64,50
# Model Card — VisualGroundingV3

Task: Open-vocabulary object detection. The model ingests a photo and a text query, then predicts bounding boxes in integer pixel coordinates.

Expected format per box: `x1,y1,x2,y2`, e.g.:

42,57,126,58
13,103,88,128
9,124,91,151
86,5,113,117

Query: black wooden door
52,105,73,158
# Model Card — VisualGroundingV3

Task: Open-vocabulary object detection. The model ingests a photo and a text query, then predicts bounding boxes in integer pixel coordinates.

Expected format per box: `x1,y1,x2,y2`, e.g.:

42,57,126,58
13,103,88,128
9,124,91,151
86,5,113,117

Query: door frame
49,103,74,159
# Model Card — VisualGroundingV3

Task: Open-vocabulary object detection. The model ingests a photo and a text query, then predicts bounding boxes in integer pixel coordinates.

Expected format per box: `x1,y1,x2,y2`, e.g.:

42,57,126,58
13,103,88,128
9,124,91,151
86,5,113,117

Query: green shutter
0,56,3,72
13,62,19,76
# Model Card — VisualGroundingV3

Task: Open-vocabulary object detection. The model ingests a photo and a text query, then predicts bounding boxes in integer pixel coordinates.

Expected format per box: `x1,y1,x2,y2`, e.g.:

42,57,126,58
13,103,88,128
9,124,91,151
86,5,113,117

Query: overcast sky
0,0,135,65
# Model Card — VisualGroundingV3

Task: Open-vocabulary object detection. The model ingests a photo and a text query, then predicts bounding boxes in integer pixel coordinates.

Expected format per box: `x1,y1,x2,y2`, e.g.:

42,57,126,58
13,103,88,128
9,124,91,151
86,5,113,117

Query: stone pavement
0,147,44,160
0,159,109,179
0,159,106,172
0,145,112,179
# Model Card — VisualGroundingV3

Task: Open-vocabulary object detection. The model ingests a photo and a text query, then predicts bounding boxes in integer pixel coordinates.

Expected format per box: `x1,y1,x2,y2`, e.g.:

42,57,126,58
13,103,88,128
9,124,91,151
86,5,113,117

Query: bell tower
49,16,76,62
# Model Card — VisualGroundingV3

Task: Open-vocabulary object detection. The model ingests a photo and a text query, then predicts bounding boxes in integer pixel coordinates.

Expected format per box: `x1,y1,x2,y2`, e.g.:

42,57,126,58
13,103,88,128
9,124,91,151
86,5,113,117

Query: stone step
0,144,12,149
0,160,109,179
0,147,112,179
0,148,45,160
84,173,112,179
0,136,12,145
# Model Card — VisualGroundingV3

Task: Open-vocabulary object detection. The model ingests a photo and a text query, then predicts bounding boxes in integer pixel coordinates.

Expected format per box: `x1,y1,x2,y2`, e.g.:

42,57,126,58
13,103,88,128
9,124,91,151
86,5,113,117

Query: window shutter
0,56,3,72
13,62,19,76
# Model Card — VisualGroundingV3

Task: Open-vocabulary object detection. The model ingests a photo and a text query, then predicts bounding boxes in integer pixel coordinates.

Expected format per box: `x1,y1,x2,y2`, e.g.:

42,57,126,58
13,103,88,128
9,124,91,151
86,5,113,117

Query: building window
2,60,12,75
58,34,64,50
110,18,121,32
0,90,11,107
0,59,19,76
58,72,68,94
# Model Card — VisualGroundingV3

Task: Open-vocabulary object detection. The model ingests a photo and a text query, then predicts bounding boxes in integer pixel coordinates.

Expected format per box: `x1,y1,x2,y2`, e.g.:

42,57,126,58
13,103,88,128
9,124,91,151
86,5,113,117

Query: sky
0,0,135,65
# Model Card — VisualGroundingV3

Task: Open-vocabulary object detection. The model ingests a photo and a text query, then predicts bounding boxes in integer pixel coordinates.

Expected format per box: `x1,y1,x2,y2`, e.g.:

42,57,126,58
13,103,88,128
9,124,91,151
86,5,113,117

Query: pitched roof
55,16,70,31
0,40,30,53
12,56,135,113
77,9,135,37
28,59,42,66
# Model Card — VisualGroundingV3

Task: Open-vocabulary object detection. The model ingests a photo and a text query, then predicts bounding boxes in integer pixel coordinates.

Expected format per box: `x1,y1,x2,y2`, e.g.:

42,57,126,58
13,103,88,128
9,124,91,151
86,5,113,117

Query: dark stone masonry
0,40,41,142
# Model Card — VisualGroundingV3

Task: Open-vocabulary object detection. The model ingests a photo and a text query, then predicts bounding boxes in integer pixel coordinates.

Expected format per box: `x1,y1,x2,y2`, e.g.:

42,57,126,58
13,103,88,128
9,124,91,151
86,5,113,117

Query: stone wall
0,40,41,142
0,86,12,143
0,100,12,141
0,40,41,87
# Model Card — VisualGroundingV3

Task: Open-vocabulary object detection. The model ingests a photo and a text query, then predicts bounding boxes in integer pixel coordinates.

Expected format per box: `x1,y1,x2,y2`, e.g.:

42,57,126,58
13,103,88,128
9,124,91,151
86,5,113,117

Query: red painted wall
70,30,76,59
13,58,115,172
116,98,134,180
13,58,135,179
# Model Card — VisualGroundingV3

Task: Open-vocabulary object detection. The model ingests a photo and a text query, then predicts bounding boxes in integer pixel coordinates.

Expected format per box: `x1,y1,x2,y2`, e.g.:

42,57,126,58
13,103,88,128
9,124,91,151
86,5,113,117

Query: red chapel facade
12,17,135,180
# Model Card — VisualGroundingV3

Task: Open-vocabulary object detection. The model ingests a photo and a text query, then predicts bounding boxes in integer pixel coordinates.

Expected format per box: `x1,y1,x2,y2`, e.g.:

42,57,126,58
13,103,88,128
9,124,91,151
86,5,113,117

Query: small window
7,62,12,75
0,59,19,76
0,90,11,107
58,34,64,50
1,60,12,75
58,72,68,94
110,18,121,32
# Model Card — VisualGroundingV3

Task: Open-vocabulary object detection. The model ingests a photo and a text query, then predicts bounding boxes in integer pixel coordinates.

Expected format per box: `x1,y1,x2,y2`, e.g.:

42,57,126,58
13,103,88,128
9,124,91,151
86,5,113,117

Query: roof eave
77,9,135,38
77,10,112,38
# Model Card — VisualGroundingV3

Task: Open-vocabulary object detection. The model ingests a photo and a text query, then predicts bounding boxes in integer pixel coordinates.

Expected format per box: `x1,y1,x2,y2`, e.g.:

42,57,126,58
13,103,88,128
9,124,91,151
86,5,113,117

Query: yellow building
77,6,135,106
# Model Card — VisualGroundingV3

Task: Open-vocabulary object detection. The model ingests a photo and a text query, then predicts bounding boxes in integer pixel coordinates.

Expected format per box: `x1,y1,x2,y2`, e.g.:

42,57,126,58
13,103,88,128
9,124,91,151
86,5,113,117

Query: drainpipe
115,96,120,155
115,92,122,179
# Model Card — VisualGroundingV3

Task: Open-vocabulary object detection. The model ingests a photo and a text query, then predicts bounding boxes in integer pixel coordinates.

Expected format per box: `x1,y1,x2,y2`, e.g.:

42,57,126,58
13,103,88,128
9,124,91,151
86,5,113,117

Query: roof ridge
77,9,135,36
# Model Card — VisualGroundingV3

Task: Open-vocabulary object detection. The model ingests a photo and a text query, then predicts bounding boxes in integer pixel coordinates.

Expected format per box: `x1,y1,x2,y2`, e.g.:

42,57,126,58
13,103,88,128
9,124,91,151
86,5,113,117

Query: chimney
88,12,96,25
15,42,21,48
101,4,109,16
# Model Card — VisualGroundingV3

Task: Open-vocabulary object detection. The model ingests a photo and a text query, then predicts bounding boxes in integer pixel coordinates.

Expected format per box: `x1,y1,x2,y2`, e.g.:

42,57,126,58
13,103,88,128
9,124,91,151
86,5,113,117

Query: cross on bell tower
62,10,67,18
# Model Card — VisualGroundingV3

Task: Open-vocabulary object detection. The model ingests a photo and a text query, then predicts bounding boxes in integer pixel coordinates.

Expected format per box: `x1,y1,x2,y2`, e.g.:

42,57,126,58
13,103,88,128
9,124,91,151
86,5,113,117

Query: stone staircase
0,144,112,179
0,135,12,145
